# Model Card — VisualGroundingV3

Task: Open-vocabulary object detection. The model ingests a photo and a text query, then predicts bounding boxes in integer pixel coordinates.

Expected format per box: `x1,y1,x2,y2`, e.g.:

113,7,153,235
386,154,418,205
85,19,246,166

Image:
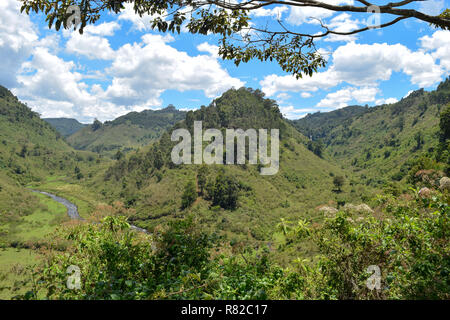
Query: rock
440,177,450,192
418,187,432,198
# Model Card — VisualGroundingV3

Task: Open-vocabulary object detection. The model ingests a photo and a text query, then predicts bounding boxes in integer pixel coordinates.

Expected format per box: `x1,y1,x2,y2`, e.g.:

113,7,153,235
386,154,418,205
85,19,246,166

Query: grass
2,192,69,243
0,248,40,299
27,175,109,219
16,193,68,241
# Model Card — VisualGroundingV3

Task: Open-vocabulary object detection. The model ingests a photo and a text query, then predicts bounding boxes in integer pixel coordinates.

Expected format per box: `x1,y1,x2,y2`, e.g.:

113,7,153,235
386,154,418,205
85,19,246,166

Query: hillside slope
44,118,87,137
0,86,110,250
94,88,371,245
292,105,368,142
67,106,186,156
294,77,450,188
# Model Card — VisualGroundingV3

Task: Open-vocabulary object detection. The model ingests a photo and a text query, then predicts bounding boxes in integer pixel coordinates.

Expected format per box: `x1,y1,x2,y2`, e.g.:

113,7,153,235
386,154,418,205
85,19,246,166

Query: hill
44,118,87,137
293,77,450,189
292,105,368,142
67,106,186,157
0,85,107,250
93,87,370,249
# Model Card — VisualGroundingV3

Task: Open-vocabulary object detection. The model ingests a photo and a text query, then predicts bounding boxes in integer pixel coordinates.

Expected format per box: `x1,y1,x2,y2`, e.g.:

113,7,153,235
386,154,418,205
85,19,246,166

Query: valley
0,80,449,299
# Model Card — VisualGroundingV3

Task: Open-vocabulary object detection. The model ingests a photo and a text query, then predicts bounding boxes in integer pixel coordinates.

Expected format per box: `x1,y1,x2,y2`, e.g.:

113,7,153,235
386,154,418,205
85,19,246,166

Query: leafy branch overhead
19,0,450,78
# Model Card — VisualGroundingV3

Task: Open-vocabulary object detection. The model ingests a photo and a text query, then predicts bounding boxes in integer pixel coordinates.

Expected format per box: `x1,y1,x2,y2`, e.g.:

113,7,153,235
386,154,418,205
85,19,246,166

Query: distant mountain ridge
67,105,186,157
292,77,450,187
292,105,368,142
44,118,87,137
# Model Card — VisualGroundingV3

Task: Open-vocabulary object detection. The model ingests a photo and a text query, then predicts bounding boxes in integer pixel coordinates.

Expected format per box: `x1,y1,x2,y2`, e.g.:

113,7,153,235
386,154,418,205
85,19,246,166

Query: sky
0,0,449,123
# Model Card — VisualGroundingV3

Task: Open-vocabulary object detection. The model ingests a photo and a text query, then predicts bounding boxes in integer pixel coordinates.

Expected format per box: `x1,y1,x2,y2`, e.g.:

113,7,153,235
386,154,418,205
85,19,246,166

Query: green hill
0,85,106,248
44,118,87,137
292,105,368,142
293,77,450,188
67,106,186,157
95,88,369,247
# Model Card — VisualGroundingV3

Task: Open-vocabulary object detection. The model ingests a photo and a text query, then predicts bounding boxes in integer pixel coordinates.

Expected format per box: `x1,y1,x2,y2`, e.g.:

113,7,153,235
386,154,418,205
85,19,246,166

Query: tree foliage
19,1,450,78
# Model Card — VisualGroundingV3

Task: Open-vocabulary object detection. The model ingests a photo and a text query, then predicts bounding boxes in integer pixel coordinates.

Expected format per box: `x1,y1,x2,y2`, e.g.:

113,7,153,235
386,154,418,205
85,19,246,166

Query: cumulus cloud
99,34,243,108
279,105,318,119
5,10,242,122
261,41,444,97
0,0,38,87
324,13,361,42
418,0,445,16
118,3,165,31
375,97,398,105
420,30,450,72
197,42,220,58
261,70,340,96
252,6,289,18
316,87,379,109
287,0,354,26
64,22,120,60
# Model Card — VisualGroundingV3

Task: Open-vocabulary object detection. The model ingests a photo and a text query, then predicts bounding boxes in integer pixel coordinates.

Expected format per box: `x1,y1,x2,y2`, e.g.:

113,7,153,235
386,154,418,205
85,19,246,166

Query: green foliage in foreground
18,189,449,300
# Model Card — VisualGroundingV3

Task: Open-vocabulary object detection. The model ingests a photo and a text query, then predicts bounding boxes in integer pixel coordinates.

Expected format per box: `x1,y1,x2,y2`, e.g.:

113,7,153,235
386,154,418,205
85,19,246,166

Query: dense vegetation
44,118,87,137
292,105,368,142
99,87,364,246
16,187,449,300
294,77,450,189
0,80,449,300
66,106,186,157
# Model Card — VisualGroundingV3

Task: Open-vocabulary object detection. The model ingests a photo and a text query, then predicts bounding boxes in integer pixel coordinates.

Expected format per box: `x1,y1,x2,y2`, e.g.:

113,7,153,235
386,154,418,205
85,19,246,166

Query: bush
181,180,197,209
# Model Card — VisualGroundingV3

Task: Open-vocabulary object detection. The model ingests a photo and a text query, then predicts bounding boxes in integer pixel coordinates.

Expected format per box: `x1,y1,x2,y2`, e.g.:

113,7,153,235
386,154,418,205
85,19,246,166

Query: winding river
31,189,149,234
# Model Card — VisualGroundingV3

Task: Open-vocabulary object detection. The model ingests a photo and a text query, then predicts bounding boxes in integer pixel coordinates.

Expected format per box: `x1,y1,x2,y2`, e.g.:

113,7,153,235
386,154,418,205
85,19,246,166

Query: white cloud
66,34,116,60
100,34,243,107
418,0,445,16
279,105,318,119
261,41,444,97
331,42,442,87
0,0,38,87
118,3,165,31
261,70,340,96
197,42,219,58
316,87,378,109
64,22,120,60
376,97,398,105
84,21,121,36
324,13,360,42
277,92,291,103
287,0,354,26
252,6,289,18
11,24,243,122
301,92,312,98
420,30,450,72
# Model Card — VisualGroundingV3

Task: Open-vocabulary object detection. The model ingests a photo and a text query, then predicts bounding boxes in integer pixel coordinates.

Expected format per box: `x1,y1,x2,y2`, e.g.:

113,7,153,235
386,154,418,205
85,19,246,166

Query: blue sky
1,0,449,122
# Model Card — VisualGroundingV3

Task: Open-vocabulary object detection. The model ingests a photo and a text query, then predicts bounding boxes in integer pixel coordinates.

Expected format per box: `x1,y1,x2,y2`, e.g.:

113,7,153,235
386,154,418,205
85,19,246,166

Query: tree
439,105,450,143
19,1,450,79
74,166,84,179
114,150,124,161
333,175,345,192
307,139,324,158
197,165,208,196
19,145,27,158
181,180,197,209
212,172,239,210
92,118,102,131
414,131,424,151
